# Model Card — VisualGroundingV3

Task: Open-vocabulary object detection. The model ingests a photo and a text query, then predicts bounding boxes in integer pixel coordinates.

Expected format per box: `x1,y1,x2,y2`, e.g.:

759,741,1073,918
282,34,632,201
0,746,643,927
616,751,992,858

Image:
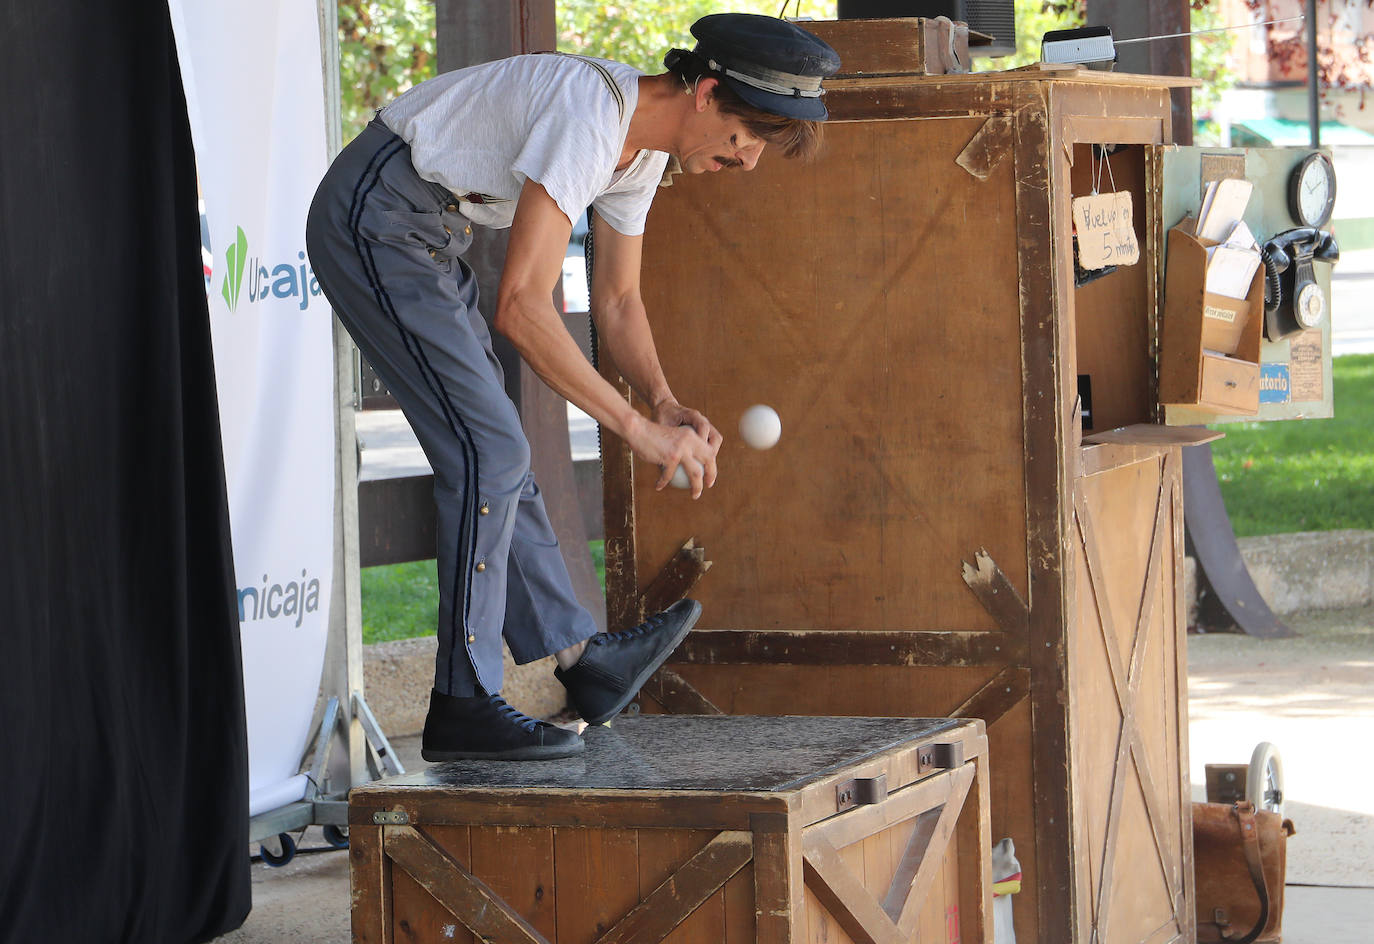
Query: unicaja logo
214,224,321,312
238,568,322,628
222,226,248,311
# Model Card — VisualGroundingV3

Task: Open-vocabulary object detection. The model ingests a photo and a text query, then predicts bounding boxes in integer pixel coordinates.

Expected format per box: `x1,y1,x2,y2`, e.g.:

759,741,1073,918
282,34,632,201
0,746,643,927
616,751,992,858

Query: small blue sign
1259,363,1291,404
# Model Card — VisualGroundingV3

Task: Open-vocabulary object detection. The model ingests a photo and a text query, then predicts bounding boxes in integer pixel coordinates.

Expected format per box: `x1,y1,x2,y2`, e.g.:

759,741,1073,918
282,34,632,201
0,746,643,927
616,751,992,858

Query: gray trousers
306,118,597,696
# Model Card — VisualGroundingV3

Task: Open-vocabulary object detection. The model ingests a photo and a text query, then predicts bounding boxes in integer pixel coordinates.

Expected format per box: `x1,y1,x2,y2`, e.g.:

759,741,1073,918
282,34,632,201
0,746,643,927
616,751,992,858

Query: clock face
1291,153,1337,227
1296,281,1326,328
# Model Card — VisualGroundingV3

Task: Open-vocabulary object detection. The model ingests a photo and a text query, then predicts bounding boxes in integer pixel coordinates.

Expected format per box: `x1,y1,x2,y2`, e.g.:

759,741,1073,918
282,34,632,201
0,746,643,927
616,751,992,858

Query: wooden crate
598,22,1201,944
349,716,990,943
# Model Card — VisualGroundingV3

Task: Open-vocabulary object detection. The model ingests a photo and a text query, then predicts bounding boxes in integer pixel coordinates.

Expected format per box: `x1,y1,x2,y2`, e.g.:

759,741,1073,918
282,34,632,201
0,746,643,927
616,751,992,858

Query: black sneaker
555,599,702,724
420,689,583,762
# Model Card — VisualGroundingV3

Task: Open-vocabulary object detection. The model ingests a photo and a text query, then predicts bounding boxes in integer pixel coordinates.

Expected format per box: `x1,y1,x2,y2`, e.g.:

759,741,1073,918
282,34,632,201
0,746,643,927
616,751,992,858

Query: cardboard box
1159,221,1263,414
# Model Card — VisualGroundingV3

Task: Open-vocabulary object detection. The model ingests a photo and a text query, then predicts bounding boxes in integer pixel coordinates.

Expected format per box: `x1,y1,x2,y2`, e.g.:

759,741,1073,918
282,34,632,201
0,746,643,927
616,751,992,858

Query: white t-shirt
380,54,670,236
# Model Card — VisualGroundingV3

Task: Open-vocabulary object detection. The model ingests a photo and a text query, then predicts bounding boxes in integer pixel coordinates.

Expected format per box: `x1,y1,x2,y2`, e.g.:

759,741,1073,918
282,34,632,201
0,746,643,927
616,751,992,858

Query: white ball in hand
739,404,782,450
670,464,691,489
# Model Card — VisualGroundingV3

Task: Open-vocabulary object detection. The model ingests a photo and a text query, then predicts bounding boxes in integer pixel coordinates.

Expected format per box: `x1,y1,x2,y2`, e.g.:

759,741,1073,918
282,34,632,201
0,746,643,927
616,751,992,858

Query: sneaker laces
488,695,539,733
605,608,670,642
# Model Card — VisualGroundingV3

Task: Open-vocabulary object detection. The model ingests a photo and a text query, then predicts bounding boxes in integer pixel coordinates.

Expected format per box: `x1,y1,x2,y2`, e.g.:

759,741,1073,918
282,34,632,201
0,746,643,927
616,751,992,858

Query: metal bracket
836,773,888,812
917,741,965,776
354,691,405,777
373,810,409,825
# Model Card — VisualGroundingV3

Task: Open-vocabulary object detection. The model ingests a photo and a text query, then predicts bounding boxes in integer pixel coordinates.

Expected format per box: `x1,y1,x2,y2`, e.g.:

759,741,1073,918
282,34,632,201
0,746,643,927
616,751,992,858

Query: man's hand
626,401,722,499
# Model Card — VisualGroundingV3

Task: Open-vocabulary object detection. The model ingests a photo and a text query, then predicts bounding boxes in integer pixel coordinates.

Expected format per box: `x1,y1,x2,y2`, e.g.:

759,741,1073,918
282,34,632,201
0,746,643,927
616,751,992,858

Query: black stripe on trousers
346,138,481,694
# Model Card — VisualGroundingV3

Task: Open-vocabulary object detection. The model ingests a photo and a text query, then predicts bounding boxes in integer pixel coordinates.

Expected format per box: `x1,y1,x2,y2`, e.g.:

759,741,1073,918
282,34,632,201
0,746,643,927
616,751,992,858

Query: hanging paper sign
1072,191,1141,270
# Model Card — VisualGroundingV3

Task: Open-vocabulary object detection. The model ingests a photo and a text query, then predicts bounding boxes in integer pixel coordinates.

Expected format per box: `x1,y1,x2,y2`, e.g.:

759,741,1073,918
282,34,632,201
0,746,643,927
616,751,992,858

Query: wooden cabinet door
1070,448,1193,944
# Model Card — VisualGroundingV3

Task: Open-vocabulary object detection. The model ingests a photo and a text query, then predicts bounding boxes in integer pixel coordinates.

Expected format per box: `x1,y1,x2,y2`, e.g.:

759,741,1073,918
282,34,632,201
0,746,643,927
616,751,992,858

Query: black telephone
1261,227,1340,341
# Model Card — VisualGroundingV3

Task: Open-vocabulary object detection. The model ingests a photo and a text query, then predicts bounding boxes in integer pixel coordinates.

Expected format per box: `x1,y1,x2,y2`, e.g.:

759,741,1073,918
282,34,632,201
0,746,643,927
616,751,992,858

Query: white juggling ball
670,464,691,489
739,404,782,450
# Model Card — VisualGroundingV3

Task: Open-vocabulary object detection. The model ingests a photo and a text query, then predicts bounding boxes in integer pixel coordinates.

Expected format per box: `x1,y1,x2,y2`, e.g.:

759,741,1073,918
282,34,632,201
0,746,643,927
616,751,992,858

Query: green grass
361,541,606,646
1212,354,1374,537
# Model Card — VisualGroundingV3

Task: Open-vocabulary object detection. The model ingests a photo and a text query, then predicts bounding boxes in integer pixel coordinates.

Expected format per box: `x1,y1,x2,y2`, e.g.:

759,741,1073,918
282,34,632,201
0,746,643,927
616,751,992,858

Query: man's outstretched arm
494,179,720,496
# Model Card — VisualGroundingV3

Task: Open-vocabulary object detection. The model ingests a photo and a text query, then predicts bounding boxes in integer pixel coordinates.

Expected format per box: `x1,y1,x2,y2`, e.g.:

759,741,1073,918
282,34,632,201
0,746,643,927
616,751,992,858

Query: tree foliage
556,1,834,72
339,0,436,140
335,0,1250,141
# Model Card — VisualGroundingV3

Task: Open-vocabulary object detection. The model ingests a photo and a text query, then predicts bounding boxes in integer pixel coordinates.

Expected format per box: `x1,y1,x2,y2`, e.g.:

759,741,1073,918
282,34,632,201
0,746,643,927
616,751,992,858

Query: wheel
322,824,350,849
259,831,297,867
1246,742,1284,815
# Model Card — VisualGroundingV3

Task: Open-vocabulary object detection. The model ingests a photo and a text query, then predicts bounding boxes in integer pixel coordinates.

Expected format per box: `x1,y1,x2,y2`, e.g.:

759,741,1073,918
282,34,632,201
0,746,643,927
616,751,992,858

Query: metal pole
1308,0,1320,147
318,0,369,792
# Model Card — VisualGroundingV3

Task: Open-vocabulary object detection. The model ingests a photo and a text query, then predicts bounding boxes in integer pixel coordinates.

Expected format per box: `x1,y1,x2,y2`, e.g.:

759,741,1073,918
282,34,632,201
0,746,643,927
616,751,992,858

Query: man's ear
694,76,720,112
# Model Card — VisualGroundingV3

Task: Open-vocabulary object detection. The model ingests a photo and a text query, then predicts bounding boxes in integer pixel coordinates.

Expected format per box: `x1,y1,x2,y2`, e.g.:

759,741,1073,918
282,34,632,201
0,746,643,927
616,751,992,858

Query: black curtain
0,0,251,941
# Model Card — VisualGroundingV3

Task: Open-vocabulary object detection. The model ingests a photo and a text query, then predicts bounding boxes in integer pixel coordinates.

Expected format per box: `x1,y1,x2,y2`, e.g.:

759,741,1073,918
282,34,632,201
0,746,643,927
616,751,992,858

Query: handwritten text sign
1072,191,1141,270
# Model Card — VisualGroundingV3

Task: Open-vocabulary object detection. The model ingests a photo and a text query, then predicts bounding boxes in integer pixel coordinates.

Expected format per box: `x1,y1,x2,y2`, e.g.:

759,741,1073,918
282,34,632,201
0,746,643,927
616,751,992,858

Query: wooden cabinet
599,28,1199,944
349,716,989,943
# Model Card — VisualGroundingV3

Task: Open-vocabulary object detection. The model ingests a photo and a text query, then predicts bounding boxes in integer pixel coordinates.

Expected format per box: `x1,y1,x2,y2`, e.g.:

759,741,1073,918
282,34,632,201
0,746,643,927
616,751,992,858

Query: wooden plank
960,548,1031,635
1168,452,1198,942
1017,87,1077,944
597,334,638,632
640,667,723,715
801,17,930,77
878,808,940,919
949,666,1030,726
893,768,974,938
807,765,969,857
792,724,985,829
956,116,1015,181
1075,491,1129,709
1123,457,1184,932
595,831,752,944
637,829,726,944
637,538,711,620
861,818,906,932
634,115,1029,635
1081,425,1222,448
670,630,1025,667
350,791,786,831
1093,466,1172,944
470,825,557,942
752,813,805,943
349,826,391,944
1080,442,1202,478
722,861,757,944
552,828,640,944
383,825,549,944
956,737,995,944
389,825,474,944
802,832,907,944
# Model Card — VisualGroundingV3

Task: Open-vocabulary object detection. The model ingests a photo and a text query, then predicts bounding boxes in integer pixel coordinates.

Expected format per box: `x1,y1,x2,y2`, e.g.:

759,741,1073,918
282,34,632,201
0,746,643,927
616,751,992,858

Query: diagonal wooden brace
639,666,723,715
961,548,1030,635
383,825,550,944
635,537,712,624
595,830,753,944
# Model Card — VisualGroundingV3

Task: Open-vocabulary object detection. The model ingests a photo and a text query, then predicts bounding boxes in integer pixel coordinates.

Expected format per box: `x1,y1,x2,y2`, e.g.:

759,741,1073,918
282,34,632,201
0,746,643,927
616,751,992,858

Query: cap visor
723,76,828,121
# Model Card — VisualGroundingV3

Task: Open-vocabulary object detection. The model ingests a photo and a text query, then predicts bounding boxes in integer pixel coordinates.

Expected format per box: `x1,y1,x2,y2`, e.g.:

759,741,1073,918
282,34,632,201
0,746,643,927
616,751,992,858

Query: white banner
169,0,336,817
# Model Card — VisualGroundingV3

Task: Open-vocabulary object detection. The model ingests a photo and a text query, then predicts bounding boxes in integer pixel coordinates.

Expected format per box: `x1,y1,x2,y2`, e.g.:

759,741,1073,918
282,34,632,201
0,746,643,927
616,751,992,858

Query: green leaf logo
221,226,248,311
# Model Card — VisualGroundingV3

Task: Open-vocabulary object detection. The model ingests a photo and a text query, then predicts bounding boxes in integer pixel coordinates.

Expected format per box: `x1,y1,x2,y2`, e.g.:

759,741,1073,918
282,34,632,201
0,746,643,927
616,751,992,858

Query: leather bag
1193,801,1296,943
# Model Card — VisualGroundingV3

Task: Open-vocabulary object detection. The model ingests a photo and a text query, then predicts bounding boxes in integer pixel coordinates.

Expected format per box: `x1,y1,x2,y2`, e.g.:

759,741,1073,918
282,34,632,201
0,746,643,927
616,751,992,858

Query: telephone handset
1261,227,1340,341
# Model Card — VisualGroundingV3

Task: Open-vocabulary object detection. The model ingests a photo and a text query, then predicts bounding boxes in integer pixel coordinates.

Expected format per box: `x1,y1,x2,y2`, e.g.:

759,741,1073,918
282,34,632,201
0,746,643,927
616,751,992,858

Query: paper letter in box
1224,219,1258,251
1206,244,1261,300
1197,178,1254,243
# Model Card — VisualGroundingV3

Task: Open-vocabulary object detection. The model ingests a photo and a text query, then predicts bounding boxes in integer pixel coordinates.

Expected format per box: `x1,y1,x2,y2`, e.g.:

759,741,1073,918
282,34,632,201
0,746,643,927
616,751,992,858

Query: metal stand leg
1183,443,1294,638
